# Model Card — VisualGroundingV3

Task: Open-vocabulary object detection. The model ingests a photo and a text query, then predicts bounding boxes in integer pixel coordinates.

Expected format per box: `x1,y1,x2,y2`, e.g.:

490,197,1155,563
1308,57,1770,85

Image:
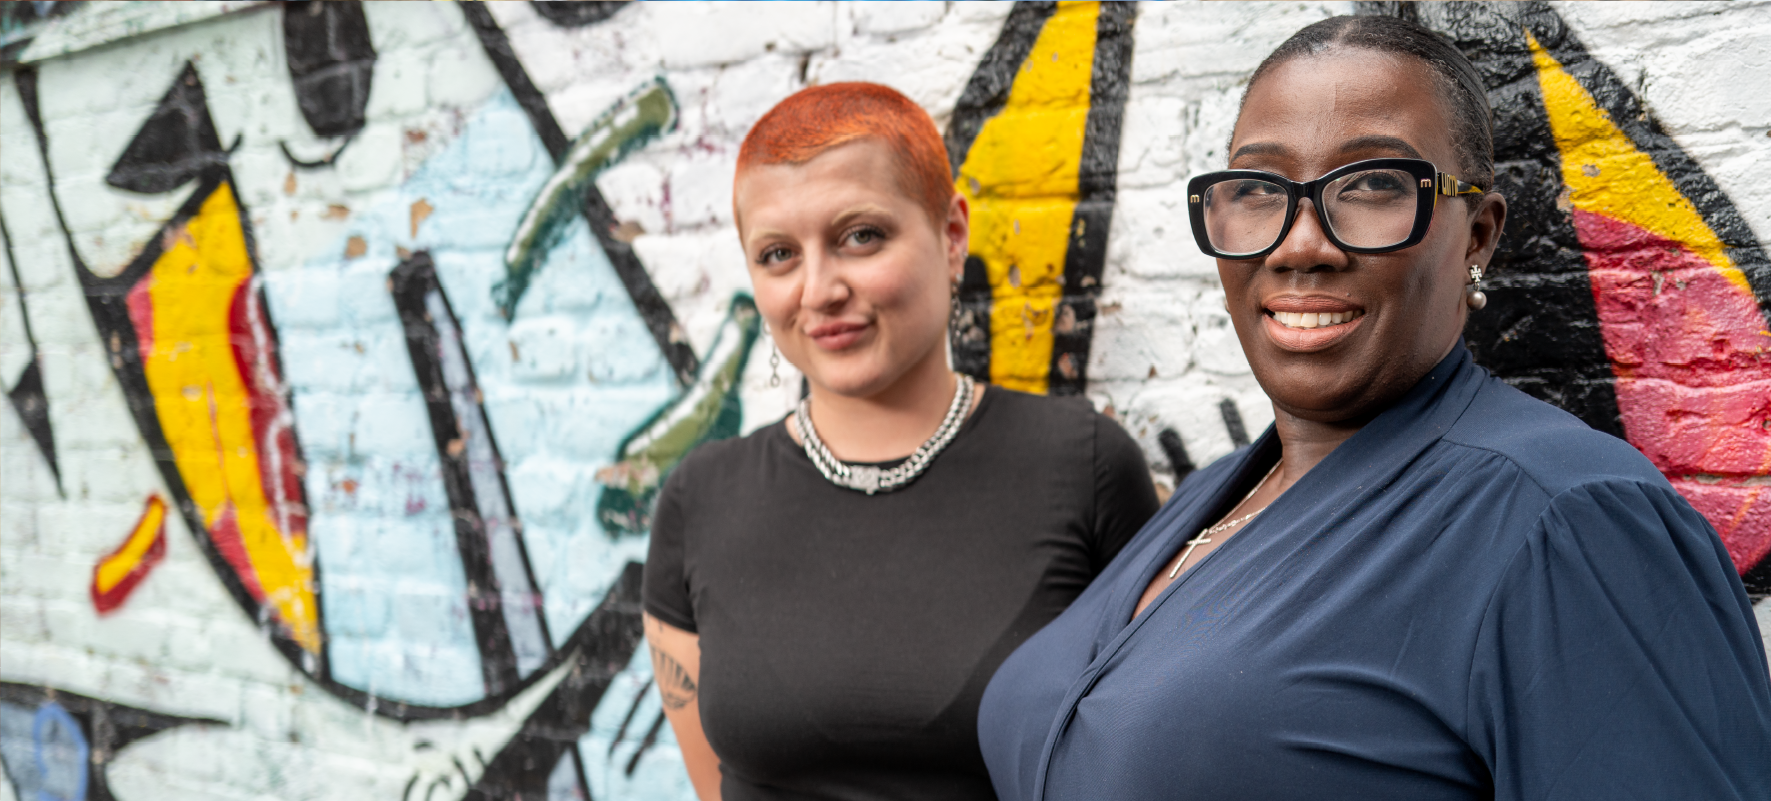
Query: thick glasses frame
1186,157,1486,259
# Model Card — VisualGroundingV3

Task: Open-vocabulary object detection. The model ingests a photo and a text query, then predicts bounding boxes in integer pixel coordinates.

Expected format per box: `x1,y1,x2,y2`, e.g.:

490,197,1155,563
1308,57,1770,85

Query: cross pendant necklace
1168,459,1282,579
1168,534,1213,579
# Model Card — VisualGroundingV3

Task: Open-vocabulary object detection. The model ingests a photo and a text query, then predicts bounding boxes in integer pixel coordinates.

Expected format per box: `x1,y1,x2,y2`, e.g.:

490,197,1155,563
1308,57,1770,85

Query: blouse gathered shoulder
643,387,1158,801
978,345,1771,801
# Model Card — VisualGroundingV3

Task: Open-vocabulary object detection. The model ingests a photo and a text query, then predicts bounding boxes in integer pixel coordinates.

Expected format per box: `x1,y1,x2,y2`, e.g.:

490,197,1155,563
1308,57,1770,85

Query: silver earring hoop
1465,264,1487,311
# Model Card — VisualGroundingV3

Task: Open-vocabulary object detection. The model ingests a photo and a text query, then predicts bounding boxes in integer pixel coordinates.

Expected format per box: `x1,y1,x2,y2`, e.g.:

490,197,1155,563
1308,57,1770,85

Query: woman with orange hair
641,83,1158,799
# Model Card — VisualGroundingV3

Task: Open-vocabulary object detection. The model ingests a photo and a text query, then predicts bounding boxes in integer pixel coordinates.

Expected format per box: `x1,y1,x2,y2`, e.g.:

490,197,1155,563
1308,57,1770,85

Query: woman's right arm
645,612,721,800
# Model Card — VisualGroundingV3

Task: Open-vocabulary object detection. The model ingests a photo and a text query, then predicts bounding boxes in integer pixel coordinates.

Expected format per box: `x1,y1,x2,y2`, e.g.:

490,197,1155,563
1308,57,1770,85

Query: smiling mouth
1267,309,1366,329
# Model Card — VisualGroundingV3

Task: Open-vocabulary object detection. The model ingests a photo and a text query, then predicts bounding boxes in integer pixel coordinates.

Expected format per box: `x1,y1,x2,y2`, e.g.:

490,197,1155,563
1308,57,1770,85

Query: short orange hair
735,82,955,226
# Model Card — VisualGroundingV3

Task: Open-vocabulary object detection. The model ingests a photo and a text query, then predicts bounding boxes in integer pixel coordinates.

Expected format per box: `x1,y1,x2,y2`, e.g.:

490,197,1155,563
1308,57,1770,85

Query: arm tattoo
651,643,698,710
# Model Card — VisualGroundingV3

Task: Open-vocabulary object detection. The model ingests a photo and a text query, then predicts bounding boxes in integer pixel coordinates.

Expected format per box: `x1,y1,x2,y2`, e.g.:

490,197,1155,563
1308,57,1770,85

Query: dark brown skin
1136,48,1508,617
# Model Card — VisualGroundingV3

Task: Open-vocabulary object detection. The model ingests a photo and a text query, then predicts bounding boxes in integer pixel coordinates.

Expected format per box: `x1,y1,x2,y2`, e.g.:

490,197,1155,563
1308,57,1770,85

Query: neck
1268,407,1366,493
1268,337,1463,490
804,346,959,463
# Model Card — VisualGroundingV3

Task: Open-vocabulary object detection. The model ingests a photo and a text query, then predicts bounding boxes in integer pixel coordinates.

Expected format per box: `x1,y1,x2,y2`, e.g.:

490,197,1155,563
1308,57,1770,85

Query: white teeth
1271,309,1363,329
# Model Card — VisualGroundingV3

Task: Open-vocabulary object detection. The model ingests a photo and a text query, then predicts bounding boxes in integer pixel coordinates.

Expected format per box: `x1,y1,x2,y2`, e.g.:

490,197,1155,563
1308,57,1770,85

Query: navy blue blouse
979,346,1771,801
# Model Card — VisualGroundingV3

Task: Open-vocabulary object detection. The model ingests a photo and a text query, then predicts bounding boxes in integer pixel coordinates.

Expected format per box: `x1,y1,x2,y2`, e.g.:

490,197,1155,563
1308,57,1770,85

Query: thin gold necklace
1169,459,1282,579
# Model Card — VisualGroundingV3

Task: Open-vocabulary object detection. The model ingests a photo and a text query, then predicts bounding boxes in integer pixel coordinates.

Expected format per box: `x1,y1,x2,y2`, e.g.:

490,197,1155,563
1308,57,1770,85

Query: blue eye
845,226,885,247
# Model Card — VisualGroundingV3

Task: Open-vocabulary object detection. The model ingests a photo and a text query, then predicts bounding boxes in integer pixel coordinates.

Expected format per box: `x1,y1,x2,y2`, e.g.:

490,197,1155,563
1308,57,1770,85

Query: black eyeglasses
1186,158,1485,259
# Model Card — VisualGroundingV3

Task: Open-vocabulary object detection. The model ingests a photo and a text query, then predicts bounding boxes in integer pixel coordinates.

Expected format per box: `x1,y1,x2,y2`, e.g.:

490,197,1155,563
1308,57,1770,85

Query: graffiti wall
0,2,1766,799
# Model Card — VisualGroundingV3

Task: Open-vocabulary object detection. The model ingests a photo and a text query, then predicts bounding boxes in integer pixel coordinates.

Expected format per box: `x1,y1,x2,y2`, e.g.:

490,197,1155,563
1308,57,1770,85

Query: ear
1464,191,1508,268
945,193,970,283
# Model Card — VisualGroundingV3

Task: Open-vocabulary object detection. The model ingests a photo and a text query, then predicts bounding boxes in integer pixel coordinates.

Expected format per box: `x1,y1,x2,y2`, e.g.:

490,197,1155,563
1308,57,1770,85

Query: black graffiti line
282,0,376,140
27,59,594,722
0,196,62,493
0,682,225,801
1219,399,1249,449
457,2,698,387
278,134,357,170
529,1,629,29
945,1,1059,175
1516,4,1771,320
0,205,39,353
624,710,667,777
389,251,553,697
607,676,650,756
466,561,647,801
1158,428,1195,484
1354,2,1627,438
945,2,1060,384
12,66,336,685
1048,0,1138,397
1361,1,1769,588
18,51,678,731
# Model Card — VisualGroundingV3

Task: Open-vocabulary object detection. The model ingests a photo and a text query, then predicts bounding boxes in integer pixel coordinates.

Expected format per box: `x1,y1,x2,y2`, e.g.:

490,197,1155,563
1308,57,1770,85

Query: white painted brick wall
2,3,1768,799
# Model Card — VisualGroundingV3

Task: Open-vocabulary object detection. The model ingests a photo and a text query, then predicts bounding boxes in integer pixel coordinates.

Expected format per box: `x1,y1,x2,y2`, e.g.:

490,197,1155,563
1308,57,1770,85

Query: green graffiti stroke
494,76,677,319
597,294,761,537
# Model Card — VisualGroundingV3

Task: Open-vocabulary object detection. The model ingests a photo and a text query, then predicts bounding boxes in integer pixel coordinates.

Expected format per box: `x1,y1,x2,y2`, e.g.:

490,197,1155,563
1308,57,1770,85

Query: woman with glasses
977,15,1771,801
642,83,1158,800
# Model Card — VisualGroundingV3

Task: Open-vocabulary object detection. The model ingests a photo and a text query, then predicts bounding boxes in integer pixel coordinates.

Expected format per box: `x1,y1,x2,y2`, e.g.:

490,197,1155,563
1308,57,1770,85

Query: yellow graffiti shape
94,495,166,597
955,0,1100,393
141,182,319,652
1528,32,1750,295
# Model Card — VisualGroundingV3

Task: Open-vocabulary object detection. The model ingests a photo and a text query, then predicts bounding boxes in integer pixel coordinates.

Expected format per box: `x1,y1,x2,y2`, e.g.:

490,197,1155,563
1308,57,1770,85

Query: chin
804,358,895,398
1254,362,1374,419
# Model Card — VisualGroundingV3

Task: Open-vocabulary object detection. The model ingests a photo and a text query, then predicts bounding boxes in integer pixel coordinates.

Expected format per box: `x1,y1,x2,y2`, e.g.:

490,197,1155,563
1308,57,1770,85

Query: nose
1266,198,1349,274
799,245,850,312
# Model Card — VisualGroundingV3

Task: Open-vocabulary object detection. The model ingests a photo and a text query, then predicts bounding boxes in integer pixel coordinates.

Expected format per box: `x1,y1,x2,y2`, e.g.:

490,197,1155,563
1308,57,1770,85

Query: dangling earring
949,281,962,334
764,322,782,388
1465,264,1487,310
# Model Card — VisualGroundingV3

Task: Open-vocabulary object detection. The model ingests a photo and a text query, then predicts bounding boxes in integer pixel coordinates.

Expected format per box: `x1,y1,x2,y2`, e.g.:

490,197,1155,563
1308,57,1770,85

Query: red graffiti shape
1576,209,1771,571
92,495,169,614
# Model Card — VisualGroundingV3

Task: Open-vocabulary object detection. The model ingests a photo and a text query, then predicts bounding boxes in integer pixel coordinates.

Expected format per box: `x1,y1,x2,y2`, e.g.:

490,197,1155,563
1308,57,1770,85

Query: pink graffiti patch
1575,209,1771,569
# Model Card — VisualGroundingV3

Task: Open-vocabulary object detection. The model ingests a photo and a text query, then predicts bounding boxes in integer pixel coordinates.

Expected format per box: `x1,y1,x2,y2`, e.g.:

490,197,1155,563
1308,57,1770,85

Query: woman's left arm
1089,414,1161,570
1468,479,1771,801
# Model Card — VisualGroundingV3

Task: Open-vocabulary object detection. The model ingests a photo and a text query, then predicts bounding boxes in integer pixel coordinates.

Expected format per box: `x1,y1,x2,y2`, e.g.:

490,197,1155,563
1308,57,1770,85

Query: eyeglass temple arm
1436,172,1486,197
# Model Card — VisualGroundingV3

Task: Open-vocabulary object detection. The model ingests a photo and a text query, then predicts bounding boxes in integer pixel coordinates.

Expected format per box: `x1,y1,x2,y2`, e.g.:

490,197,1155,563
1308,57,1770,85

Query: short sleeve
1468,479,1771,801
1089,414,1159,573
642,463,698,633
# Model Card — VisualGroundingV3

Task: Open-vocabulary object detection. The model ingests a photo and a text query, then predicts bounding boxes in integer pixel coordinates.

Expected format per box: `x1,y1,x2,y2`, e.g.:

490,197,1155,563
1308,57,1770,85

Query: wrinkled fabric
979,345,1771,801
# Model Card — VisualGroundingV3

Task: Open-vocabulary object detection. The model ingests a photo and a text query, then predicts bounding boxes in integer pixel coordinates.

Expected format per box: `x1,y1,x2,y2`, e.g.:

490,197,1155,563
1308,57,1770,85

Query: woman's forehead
737,141,909,209
734,140,920,238
1231,49,1458,171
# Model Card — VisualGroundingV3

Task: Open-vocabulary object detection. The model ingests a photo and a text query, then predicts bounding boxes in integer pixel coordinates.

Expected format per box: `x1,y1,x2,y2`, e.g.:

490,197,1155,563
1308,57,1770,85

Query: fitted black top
643,387,1158,801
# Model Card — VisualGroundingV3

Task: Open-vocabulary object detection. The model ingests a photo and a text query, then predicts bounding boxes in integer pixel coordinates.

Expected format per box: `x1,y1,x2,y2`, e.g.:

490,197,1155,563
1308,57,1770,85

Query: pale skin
645,138,975,800
1135,49,1508,617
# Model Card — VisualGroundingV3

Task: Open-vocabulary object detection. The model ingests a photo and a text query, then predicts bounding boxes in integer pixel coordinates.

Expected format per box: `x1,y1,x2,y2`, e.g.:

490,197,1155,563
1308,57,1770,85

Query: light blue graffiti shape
274,85,677,708
31,702,87,801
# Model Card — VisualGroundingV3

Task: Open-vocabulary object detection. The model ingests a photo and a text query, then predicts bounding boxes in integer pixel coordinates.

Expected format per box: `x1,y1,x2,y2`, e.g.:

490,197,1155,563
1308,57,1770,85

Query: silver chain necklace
794,374,976,495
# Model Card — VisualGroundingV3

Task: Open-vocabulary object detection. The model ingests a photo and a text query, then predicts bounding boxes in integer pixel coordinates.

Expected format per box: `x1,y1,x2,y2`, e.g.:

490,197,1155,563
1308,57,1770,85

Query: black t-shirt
642,387,1158,801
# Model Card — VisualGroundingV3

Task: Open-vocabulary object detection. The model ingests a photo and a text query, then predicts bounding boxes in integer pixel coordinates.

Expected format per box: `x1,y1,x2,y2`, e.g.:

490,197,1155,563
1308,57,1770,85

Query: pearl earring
1465,265,1487,310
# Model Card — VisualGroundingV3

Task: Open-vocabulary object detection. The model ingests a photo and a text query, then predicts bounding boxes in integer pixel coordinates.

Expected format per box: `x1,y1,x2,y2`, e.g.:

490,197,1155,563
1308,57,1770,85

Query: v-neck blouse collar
1037,343,1489,800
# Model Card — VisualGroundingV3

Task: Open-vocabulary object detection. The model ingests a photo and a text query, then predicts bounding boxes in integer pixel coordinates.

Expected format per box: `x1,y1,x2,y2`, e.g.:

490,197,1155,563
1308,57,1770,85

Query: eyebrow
1229,142,1288,162
1337,134,1425,160
1230,135,1427,164
830,204,895,229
